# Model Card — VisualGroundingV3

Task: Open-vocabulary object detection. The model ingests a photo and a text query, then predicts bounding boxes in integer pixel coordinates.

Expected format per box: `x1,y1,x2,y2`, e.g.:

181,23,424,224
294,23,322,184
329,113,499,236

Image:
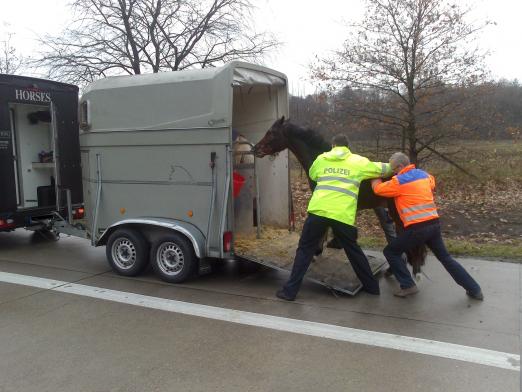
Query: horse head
253,116,290,158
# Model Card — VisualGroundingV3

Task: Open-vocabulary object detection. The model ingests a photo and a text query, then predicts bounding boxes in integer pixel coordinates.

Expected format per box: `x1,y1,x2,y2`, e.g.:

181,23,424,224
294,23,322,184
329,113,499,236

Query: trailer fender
96,218,206,258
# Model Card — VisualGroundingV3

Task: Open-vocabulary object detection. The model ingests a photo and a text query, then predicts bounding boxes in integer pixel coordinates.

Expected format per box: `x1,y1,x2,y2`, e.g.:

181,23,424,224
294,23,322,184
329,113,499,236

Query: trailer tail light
0,219,15,229
73,208,85,219
223,231,233,253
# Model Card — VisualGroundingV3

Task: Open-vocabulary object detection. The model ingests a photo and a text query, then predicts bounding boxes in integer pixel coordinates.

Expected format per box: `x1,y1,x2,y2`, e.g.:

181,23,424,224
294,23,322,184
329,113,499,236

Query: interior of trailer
9,103,56,210
231,84,289,236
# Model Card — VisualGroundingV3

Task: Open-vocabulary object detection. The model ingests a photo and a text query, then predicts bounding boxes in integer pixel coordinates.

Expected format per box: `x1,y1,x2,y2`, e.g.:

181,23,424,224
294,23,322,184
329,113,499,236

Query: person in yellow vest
276,134,392,301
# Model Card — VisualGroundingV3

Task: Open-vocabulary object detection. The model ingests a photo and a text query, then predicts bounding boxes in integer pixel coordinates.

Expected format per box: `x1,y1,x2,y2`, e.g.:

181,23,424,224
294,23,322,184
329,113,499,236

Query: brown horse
253,116,426,274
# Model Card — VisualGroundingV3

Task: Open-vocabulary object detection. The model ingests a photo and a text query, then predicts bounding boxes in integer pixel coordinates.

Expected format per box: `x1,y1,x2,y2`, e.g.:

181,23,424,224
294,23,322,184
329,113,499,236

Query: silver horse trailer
78,62,291,283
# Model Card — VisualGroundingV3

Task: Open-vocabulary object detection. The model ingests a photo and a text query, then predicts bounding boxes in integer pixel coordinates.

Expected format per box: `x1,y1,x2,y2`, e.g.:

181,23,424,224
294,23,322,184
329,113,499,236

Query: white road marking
0,271,519,372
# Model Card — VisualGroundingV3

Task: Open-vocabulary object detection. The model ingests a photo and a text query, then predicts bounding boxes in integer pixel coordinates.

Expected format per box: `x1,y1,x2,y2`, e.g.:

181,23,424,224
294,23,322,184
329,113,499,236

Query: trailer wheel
106,228,149,276
151,233,197,283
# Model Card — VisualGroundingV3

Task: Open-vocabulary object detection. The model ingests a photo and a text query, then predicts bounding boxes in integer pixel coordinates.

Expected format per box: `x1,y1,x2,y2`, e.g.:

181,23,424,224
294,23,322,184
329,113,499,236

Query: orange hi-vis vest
373,164,439,227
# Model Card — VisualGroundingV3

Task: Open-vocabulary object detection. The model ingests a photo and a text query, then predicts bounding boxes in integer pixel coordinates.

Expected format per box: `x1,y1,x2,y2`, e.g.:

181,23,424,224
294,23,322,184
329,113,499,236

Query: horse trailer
78,61,292,283
76,61,384,293
0,75,83,232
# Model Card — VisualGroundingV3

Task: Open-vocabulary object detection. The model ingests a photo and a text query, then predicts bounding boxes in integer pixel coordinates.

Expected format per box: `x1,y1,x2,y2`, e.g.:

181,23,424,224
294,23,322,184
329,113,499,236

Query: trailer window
79,100,90,130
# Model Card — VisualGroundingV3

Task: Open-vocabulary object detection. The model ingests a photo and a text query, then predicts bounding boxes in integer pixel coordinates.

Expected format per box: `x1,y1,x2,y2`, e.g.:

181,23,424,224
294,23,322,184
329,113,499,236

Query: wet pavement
0,229,520,392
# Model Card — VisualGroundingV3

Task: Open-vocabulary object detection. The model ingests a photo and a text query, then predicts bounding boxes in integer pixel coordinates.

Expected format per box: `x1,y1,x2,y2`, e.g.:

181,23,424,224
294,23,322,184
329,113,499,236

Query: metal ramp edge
235,253,387,296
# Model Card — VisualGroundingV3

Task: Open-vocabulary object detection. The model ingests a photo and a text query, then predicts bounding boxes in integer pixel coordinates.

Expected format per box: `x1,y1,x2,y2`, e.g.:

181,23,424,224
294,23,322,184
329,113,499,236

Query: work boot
394,285,419,297
466,290,484,301
276,289,295,301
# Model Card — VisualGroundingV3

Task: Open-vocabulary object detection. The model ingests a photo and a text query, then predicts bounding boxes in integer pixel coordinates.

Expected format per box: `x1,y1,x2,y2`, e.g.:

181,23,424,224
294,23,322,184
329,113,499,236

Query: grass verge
358,236,522,262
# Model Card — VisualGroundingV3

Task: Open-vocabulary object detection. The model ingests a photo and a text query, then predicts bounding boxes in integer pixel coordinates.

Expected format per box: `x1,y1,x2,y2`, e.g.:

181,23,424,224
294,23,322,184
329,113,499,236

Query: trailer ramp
235,228,386,296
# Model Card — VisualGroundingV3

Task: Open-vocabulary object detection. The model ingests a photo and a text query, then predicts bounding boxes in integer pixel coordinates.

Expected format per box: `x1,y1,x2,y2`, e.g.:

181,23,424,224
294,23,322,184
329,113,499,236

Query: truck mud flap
234,228,387,296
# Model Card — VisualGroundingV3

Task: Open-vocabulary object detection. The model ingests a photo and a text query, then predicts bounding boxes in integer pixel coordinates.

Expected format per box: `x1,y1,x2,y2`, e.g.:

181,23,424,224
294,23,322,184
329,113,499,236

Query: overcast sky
2,0,521,95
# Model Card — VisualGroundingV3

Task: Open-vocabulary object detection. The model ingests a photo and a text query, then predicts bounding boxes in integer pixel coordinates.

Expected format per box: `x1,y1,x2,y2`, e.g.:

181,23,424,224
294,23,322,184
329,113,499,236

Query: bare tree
312,0,491,164
34,0,278,85
0,30,23,74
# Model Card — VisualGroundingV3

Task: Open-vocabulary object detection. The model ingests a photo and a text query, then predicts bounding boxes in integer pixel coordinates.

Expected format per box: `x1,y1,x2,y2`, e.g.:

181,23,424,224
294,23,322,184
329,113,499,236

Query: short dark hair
331,134,350,147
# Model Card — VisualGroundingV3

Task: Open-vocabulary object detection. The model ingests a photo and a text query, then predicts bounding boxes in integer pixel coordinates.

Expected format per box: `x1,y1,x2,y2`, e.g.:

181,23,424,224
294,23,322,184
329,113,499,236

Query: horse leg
326,228,343,249
326,206,394,250
373,206,396,243
314,234,325,256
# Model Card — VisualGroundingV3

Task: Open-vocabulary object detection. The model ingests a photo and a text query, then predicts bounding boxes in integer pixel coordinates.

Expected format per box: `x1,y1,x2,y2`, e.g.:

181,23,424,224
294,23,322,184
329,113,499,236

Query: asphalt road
0,230,520,392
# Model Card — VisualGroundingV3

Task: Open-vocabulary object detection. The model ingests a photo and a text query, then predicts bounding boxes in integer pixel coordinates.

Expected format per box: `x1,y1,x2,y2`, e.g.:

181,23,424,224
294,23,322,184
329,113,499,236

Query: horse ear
279,115,285,124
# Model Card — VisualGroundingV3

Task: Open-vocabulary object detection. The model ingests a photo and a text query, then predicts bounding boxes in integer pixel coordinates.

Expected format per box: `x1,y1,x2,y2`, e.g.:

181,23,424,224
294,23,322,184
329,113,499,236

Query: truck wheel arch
96,218,206,259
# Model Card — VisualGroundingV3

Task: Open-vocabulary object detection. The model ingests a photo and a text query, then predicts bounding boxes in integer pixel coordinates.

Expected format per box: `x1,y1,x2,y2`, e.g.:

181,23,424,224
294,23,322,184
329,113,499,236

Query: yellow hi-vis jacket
307,146,392,226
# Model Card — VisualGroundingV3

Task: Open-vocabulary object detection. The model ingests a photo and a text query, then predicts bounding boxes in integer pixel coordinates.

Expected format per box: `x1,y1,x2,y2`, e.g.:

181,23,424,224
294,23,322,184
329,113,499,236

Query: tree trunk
407,114,418,165
408,140,418,165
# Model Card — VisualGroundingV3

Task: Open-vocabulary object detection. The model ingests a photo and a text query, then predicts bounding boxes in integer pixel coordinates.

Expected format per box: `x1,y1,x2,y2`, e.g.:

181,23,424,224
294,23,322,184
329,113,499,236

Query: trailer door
53,92,83,205
9,109,21,206
0,101,17,213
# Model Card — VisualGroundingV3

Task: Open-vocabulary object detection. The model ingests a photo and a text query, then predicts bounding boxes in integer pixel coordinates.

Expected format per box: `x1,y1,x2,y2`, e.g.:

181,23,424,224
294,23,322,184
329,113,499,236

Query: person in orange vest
371,152,483,299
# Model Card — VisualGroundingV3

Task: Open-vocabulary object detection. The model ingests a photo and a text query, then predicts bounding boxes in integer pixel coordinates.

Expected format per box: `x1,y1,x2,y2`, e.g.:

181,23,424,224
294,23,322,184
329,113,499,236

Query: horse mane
284,122,331,152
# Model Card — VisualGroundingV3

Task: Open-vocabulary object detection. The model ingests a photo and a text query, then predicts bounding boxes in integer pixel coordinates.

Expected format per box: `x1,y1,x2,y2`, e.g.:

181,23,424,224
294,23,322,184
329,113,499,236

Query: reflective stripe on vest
317,176,360,186
401,203,437,214
381,163,387,177
404,210,439,222
315,185,358,199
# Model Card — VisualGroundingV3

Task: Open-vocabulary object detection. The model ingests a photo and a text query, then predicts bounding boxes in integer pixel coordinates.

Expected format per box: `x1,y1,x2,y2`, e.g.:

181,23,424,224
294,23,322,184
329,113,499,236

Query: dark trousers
383,220,481,294
282,213,379,298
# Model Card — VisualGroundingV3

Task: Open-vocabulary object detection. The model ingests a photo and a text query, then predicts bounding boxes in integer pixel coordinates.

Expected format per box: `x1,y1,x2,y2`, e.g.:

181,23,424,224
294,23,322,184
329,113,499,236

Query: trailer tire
106,228,149,276
151,233,197,283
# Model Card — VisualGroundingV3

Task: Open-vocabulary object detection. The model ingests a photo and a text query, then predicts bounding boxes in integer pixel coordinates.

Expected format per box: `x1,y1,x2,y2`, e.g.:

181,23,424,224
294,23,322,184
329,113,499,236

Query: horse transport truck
0,75,84,233
0,62,385,295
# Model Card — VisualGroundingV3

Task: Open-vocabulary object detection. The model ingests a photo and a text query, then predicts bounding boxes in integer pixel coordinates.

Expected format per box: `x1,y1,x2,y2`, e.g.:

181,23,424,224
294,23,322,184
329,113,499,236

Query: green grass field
357,235,522,261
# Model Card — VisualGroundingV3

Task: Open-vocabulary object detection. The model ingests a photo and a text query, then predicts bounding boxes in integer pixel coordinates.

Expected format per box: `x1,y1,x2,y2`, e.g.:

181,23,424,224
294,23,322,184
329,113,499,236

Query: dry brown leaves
290,174,522,245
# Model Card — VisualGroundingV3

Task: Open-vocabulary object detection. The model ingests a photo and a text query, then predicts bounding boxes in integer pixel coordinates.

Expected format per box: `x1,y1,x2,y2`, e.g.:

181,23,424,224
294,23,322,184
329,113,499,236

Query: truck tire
106,228,149,276
151,233,197,283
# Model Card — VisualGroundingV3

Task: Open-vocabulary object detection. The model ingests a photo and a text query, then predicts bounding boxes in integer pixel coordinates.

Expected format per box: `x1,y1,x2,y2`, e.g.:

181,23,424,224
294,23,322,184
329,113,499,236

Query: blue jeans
383,219,481,294
283,213,379,298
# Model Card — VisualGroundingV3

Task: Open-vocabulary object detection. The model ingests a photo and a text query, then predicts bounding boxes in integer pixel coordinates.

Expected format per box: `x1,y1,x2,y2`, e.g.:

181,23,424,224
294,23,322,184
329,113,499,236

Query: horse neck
284,127,329,172
289,143,321,172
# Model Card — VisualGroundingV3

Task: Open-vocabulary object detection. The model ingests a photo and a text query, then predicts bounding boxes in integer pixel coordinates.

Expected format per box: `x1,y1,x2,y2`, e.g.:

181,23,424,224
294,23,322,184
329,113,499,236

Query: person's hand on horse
371,178,383,190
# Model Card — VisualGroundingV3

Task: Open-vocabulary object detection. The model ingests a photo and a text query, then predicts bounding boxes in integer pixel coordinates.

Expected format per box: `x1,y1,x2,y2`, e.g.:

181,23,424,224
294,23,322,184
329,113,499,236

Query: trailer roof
84,61,286,94
80,61,287,132
0,74,78,91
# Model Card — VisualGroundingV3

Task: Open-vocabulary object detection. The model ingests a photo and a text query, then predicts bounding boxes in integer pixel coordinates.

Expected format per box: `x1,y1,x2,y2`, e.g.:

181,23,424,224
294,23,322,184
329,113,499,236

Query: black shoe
276,289,295,301
467,290,484,301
